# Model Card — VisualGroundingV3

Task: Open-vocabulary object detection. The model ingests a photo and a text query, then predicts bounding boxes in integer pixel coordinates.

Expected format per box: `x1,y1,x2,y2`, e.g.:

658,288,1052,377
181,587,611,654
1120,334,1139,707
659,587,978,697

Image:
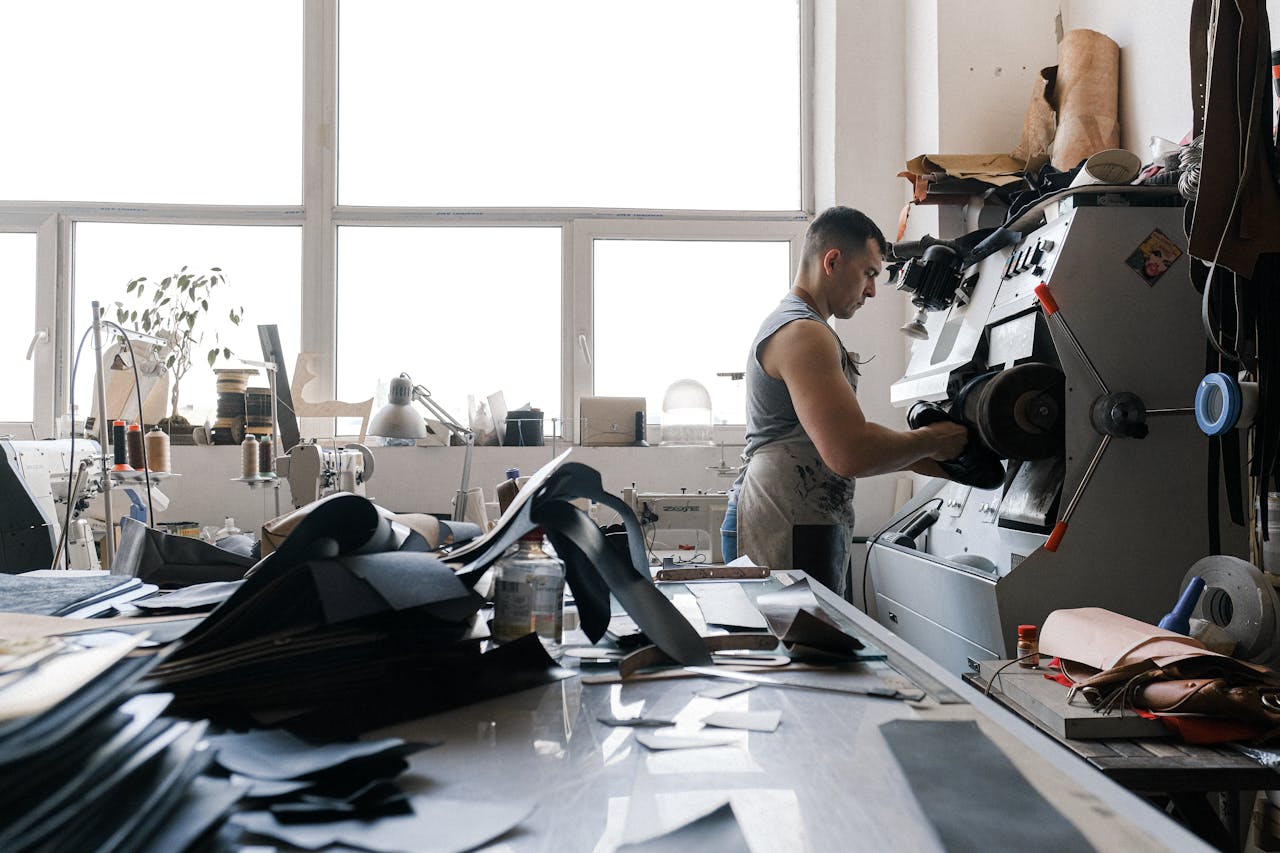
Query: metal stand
90,301,115,570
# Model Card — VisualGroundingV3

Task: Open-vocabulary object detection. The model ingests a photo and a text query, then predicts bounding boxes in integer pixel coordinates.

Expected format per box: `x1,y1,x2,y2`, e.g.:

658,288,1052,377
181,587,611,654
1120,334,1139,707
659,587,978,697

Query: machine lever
1044,434,1111,552
1035,283,1109,395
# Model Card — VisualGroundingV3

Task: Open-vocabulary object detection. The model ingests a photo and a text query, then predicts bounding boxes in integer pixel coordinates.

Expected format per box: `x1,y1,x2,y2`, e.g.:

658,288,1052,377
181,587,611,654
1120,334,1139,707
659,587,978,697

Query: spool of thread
145,427,171,473
258,435,275,477
240,435,260,479
111,420,131,470
125,423,145,470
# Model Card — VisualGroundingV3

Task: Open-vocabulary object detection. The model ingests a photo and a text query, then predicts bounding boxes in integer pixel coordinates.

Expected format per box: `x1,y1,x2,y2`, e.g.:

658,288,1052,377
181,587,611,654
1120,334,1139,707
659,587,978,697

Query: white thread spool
240,435,260,479
144,426,171,473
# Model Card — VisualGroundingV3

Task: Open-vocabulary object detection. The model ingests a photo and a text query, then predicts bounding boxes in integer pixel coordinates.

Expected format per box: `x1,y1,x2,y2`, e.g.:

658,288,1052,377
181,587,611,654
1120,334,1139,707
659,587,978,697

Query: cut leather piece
114,517,256,587
880,719,1095,853
1040,607,1209,672
447,452,713,666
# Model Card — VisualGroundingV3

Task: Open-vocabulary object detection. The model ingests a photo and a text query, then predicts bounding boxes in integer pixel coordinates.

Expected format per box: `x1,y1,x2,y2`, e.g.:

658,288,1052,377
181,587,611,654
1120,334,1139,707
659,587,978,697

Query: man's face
829,237,883,320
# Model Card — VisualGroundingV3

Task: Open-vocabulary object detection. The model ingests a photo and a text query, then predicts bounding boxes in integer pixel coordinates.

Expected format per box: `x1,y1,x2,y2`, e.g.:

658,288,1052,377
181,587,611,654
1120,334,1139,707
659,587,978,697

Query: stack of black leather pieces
148,455,712,737
0,660,241,853
146,491,569,737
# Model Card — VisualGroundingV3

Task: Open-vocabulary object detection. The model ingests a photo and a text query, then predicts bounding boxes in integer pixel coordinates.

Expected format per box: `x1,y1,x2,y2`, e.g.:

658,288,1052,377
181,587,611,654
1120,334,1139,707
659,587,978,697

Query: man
727,206,968,597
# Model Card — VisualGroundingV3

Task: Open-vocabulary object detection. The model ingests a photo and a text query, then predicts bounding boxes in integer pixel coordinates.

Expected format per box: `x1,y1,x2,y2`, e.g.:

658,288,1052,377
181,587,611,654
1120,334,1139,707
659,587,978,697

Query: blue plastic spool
1194,372,1242,436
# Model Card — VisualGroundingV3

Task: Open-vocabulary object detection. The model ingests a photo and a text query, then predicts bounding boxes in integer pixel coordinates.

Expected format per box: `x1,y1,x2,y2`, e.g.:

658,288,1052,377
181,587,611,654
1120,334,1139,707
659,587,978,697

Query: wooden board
977,660,1169,740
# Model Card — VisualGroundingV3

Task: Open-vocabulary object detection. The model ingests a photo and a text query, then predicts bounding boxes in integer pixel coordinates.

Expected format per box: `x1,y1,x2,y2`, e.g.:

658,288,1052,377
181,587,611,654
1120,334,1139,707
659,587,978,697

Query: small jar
492,528,566,658
1016,624,1039,667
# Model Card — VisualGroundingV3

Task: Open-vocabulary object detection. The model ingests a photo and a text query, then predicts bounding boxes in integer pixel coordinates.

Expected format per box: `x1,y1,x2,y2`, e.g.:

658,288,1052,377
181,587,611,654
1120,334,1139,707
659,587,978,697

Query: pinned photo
1125,229,1183,286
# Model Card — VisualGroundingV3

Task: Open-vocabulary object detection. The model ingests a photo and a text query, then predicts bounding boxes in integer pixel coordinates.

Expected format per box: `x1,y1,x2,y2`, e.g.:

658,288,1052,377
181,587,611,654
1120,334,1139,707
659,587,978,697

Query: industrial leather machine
867,187,1246,674
0,438,103,572
277,440,375,507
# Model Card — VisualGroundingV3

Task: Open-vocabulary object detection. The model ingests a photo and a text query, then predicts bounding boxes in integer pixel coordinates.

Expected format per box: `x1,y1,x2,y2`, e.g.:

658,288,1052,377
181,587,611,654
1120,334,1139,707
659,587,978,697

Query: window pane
594,239,791,425
0,2,301,204
339,0,801,209
73,224,302,429
337,228,561,430
0,234,37,423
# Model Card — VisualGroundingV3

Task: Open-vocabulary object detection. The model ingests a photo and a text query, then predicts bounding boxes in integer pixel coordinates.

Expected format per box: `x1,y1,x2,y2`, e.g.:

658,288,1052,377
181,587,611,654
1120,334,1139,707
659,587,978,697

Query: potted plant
110,266,244,435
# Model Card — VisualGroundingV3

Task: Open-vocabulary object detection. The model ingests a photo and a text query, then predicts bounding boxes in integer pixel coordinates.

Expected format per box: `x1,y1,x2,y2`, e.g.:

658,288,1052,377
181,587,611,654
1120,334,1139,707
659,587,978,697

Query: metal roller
972,362,1065,461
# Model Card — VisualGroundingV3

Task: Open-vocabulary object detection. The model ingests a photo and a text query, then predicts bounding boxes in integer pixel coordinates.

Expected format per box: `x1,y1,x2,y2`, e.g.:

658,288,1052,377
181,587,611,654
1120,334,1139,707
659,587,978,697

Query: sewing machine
0,438,104,572
277,440,376,507
867,187,1247,674
623,488,729,563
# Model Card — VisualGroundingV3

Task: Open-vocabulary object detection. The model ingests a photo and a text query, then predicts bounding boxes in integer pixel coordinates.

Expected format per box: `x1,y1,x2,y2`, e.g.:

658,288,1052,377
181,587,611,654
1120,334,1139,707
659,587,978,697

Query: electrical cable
56,324,97,570
98,320,156,533
56,317,157,570
859,497,945,616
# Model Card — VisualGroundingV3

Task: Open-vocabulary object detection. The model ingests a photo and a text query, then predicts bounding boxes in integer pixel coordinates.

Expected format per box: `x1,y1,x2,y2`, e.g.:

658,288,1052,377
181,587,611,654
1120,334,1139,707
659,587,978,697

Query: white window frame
0,0,815,437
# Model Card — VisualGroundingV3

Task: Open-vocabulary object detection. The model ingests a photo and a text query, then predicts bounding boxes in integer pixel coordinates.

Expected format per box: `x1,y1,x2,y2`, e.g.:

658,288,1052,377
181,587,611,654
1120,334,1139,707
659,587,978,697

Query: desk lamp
369,373,474,521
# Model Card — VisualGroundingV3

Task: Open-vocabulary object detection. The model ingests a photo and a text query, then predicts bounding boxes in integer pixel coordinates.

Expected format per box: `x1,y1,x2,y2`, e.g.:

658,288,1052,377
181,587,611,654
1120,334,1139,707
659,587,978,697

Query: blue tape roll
1195,372,1241,436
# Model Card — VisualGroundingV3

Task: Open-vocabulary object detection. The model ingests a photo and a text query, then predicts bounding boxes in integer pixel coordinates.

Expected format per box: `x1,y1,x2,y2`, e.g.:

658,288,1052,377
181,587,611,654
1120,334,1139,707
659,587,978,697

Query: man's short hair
802,206,887,260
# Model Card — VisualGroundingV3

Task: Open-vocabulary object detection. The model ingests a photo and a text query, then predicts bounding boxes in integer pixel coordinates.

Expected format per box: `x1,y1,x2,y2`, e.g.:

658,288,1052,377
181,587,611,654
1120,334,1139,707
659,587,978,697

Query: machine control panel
1002,236,1058,280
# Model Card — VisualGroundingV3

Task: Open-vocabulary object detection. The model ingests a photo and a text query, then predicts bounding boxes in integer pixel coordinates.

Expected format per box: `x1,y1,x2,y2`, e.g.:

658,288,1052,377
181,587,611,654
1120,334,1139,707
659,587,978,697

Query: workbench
354,576,1213,851
967,666,1275,851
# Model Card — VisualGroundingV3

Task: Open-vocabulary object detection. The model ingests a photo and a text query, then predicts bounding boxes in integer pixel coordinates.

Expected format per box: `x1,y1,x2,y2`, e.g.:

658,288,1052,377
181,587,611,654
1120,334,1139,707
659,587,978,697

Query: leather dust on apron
736,301,860,597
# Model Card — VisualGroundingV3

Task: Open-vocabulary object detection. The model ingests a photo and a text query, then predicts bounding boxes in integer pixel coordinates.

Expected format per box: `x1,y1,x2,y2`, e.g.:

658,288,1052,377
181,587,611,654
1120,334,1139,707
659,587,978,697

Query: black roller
973,362,1065,461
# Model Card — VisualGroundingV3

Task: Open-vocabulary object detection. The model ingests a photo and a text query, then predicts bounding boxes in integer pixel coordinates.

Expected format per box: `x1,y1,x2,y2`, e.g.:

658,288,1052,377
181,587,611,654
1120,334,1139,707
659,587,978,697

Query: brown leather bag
1135,677,1280,731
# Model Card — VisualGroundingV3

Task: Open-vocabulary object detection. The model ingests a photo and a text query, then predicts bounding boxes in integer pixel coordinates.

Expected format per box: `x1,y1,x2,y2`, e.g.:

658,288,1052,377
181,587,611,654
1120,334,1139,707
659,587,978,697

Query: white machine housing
625,490,729,563
0,438,103,571
277,440,375,507
868,191,1247,674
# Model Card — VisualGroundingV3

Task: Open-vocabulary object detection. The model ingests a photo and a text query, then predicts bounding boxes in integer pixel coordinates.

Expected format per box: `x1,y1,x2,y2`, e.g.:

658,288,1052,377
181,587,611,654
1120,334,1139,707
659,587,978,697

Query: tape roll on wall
1183,555,1280,664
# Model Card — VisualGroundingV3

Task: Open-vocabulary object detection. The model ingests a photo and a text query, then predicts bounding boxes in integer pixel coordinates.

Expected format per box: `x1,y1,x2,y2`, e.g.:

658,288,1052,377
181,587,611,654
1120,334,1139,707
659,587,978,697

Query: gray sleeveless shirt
743,294,858,458
733,294,859,593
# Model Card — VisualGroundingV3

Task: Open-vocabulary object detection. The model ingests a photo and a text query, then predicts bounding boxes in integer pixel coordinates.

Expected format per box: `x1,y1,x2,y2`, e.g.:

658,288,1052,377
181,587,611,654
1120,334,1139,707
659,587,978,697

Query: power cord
859,497,944,616
57,316,156,570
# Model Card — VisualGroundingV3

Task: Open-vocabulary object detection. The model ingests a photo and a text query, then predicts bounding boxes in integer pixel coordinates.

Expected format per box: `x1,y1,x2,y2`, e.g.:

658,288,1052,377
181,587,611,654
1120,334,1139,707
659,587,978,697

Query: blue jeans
720,496,738,564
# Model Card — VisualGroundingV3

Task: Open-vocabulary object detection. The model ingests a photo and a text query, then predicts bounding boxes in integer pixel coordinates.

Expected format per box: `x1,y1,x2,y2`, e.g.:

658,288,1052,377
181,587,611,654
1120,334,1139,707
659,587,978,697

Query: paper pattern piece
634,731,740,751
617,801,751,853
701,710,781,733
231,795,534,853
687,584,768,630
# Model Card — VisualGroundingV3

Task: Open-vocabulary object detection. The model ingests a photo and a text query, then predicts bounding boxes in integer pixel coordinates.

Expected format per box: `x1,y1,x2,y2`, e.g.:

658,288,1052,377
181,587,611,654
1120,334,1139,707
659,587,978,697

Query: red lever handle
1034,282,1059,315
1045,520,1068,552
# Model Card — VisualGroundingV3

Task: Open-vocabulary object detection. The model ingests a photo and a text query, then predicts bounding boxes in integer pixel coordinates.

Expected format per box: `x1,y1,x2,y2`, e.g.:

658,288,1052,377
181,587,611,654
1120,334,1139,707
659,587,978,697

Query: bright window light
0,2,301,204
73,224,302,429
339,0,802,209
336,227,561,428
593,239,792,425
0,234,37,423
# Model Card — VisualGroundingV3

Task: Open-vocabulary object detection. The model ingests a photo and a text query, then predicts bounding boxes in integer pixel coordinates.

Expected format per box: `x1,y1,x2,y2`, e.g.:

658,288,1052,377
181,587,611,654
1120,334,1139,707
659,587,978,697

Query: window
592,238,793,424
0,1,302,205
0,233,37,425
73,224,302,429
336,227,561,424
0,2,809,435
339,0,802,209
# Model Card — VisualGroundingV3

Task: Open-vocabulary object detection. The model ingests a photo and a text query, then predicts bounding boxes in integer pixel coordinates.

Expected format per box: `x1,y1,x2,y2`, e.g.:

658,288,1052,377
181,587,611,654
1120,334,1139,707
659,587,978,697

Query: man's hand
919,421,968,461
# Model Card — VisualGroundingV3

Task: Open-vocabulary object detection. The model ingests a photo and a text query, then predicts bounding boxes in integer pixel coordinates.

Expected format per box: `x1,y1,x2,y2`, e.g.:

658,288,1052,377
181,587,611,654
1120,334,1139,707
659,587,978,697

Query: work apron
736,433,856,596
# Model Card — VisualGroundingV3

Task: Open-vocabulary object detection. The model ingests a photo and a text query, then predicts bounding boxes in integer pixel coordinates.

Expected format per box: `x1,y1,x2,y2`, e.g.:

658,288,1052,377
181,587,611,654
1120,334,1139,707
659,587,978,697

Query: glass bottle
492,528,566,658
1016,624,1039,668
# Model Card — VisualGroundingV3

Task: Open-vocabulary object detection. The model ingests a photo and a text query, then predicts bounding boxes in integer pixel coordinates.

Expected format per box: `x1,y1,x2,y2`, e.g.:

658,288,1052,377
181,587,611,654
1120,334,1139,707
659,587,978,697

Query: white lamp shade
369,375,428,439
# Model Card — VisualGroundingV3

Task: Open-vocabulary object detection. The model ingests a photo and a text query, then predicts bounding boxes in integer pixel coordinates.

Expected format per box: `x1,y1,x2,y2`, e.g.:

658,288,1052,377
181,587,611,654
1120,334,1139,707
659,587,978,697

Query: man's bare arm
762,320,967,477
